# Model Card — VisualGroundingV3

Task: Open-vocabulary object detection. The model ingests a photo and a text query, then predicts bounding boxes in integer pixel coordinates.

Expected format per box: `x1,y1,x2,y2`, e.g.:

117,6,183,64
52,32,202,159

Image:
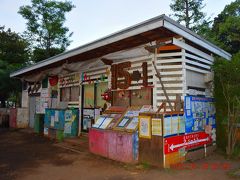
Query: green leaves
170,0,208,32
0,27,29,105
212,0,240,54
18,0,75,62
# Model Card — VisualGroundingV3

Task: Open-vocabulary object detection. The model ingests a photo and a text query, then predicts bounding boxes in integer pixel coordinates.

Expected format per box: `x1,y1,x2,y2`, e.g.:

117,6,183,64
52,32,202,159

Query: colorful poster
65,110,72,122
152,118,162,136
164,132,212,154
139,116,151,139
184,96,216,133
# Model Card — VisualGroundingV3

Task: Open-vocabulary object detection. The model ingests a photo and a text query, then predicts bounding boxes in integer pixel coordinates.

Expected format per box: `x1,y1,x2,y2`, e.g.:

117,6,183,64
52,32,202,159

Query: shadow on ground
0,128,74,180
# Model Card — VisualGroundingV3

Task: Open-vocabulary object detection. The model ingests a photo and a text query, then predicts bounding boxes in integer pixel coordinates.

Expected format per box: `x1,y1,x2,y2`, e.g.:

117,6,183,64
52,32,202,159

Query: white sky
0,0,234,50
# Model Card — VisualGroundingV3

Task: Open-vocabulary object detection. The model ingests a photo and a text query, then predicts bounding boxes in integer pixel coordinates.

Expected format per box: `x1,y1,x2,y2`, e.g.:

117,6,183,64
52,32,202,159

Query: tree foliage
212,0,240,54
0,26,29,107
18,0,75,62
170,0,209,32
213,53,240,156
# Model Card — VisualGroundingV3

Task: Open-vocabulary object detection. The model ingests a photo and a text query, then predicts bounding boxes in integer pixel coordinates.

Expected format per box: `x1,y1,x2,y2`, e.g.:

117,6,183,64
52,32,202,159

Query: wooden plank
172,38,214,61
157,58,183,64
155,83,183,88
156,90,183,94
185,53,213,65
186,60,211,70
156,52,182,58
156,65,183,69
186,65,210,74
160,71,183,75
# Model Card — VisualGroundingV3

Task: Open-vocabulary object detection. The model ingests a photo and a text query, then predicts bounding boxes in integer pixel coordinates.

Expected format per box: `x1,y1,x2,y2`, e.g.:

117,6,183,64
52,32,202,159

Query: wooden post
152,47,174,112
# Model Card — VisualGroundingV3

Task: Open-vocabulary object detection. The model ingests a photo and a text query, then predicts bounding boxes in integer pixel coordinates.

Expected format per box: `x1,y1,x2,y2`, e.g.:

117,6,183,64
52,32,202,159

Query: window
60,86,80,102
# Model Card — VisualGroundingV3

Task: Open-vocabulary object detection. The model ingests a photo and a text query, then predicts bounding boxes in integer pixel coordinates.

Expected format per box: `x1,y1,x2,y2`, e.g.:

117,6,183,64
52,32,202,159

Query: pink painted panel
107,131,117,160
89,128,108,157
108,131,134,163
9,108,17,128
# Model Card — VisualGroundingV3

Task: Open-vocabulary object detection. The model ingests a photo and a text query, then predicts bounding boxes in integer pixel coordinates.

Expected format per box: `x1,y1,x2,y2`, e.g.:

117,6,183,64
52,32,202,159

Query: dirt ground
0,128,239,180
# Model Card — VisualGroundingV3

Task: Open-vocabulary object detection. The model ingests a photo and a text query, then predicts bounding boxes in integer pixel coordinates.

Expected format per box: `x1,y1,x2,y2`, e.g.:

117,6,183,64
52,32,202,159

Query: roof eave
10,14,232,78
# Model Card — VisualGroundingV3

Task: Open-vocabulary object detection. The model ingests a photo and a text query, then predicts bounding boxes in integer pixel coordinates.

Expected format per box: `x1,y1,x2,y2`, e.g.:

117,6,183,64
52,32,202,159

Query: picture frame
139,116,151,139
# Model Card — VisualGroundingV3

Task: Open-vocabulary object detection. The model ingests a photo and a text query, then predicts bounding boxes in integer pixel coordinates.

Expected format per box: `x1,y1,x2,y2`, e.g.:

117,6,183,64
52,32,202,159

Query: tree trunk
185,0,190,28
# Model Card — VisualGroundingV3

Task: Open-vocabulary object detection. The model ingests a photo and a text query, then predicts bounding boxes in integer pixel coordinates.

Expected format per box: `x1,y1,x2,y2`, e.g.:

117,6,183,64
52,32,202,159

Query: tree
213,53,240,157
170,0,209,32
18,0,75,62
0,26,29,107
212,0,240,55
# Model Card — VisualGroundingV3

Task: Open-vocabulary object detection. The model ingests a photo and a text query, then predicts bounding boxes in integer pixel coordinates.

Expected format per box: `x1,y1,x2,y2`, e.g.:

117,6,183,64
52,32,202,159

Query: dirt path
0,129,239,180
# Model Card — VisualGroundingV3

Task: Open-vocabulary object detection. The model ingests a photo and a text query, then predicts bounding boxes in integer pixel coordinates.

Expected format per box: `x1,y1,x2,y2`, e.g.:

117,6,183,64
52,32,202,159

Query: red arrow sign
164,132,212,154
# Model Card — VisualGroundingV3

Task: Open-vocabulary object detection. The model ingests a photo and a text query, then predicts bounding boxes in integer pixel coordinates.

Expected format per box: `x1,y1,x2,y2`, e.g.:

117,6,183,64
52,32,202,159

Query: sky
0,0,234,50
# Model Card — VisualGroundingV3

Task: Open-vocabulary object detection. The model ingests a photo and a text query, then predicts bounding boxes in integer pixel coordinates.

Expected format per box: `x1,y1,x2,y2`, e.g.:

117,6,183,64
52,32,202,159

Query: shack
10,15,231,167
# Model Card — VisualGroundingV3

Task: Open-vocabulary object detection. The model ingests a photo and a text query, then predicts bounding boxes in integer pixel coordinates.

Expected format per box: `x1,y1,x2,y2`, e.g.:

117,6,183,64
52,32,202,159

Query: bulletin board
84,84,95,108
184,96,216,133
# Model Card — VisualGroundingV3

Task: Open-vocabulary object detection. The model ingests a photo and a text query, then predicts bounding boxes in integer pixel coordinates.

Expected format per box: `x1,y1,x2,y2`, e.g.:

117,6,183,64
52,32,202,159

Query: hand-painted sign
184,96,216,133
164,132,212,154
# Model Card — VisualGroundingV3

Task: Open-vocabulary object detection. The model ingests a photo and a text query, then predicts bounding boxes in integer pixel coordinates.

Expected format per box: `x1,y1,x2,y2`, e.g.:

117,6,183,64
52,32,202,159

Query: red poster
164,132,212,154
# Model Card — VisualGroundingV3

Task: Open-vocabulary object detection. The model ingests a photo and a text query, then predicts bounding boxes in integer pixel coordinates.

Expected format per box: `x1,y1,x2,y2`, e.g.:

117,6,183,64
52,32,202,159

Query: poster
41,88,49,98
184,96,216,133
126,117,139,131
96,82,108,108
152,118,162,136
117,117,130,127
83,109,95,118
50,115,55,127
65,110,72,122
171,116,179,135
164,116,171,136
64,122,72,134
164,132,212,154
164,115,185,137
139,116,151,139
92,116,106,128
99,118,113,129
125,111,140,117
84,84,95,108
54,111,59,122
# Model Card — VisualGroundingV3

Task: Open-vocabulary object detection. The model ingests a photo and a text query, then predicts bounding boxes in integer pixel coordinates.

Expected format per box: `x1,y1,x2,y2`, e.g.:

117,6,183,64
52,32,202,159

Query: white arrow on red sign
169,137,209,151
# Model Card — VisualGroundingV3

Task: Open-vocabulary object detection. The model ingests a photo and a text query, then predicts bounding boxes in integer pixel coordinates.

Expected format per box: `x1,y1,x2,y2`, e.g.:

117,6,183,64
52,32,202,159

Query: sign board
164,132,212,154
184,96,216,133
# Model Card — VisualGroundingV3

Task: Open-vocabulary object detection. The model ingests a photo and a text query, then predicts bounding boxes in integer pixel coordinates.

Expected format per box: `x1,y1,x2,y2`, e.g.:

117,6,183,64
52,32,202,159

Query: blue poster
184,96,216,133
